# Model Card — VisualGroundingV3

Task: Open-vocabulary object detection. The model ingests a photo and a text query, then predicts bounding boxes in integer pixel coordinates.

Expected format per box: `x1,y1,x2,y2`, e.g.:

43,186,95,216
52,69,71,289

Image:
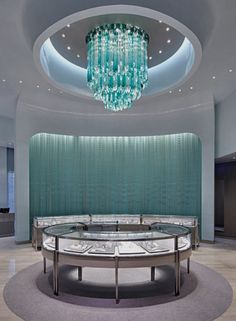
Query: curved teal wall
29,133,201,222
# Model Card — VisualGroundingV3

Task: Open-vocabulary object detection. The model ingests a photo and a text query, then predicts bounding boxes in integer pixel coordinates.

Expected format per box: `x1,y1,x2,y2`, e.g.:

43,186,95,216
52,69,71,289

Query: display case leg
53,251,59,296
78,266,82,281
187,257,190,274
175,251,180,296
151,266,155,281
115,257,119,304
43,257,46,274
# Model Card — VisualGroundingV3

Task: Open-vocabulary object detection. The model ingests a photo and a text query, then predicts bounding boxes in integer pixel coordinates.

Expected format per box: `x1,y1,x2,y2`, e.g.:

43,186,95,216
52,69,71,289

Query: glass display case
32,215,90,249
91,214,141,225
33,215,90,228
42,222,192,302
33,214,199,250
142,215,199,247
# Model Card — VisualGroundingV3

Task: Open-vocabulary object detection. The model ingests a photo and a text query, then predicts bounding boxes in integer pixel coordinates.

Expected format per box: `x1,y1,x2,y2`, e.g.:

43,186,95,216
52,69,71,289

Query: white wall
0,147,7,208
14,90,215,242
0,116,15,210
216,90,236,158
0,116,15,147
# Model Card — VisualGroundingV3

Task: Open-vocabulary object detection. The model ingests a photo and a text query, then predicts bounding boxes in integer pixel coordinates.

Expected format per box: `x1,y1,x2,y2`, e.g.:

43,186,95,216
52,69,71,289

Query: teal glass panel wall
30,133,201,223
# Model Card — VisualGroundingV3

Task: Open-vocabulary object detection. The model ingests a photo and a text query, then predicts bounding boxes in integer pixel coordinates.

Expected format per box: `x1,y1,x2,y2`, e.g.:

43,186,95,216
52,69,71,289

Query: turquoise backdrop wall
29,133,201,224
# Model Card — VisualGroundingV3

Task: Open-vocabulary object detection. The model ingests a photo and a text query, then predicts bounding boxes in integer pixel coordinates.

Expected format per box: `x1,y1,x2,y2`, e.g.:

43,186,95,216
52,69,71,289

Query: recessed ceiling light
159,20,162,23
159,50,162,54
229,69,233,73
166,27,170,31
2,79,6,82
19,80,23,84
149,56,152,60
67,24,70,28
169,90,172,94
59,91,63,94
212,75,216,79
167,39,171,44
61,34,66,38
48,88,51,92
36,84,40,88
67,46,71,50
190,86,193,90
76,54,80,58
233,156,236,160
178,89,182,92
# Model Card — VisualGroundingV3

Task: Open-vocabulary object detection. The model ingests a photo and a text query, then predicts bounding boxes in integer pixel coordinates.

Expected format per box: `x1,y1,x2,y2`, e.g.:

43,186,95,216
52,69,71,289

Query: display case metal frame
42,222,192,303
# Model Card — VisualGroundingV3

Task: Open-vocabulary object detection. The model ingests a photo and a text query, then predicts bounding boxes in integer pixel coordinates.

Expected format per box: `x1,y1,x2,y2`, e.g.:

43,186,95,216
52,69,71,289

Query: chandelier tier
86,23,149,111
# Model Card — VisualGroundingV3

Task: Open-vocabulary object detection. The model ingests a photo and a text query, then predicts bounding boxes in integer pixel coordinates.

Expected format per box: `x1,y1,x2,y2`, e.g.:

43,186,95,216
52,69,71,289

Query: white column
15,139,30,242
0,147,8,208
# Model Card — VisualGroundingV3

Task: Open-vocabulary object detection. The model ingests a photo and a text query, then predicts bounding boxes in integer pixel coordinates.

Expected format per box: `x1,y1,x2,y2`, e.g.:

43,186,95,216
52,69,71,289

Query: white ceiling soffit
33,5,202,99
1,0,236,117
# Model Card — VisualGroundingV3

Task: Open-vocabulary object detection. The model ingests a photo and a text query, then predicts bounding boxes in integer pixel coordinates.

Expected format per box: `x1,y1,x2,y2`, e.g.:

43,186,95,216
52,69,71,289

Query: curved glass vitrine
32,214,199,250
43,222,190,254
42,222,192,302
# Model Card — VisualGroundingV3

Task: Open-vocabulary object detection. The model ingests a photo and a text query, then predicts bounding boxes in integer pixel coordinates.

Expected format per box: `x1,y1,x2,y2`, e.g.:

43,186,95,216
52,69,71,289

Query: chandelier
86,23,149,111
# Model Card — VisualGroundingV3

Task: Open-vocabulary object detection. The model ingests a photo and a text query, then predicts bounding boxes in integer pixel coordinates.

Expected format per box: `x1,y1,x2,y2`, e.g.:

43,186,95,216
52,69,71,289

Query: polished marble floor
0,237,235,321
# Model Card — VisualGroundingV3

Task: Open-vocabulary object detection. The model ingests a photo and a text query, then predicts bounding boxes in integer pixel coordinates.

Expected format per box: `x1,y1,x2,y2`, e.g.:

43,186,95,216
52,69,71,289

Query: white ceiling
50,15,184,69
0,0,236,118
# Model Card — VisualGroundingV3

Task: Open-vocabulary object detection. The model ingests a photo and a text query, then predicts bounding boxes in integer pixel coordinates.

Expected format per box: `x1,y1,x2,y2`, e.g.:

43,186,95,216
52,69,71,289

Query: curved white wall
14,90,215,242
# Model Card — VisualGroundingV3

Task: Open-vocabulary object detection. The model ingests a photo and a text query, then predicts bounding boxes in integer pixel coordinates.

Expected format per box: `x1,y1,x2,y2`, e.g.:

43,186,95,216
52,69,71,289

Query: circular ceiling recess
33,5,202,99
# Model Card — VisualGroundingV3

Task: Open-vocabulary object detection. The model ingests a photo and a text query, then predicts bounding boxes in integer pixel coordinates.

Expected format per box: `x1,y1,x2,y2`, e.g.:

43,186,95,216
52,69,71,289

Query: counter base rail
41,222,192,303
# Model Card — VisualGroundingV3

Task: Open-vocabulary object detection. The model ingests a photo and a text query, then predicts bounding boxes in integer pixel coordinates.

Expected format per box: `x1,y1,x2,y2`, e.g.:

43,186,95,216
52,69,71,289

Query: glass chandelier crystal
86,23,149,111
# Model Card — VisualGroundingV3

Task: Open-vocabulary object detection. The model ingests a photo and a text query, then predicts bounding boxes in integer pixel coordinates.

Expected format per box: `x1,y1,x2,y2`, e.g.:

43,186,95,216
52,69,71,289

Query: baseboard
15,240,31,245
200,239,215,244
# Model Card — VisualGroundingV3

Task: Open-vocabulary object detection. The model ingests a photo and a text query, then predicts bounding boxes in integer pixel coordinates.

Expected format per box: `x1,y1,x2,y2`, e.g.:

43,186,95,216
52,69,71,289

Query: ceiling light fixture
178,89,182,92
66,24,70,28
169,90,172,94
86,23,149,111
229,69,233,73
2,79,6,82
61,34,66,38
166,27,170,31
67,46,71,50
190,86,193,90
159,50,162,54
212,75,216,79
36,84,40,88
19,80,23,84
167,39,171,44
76,54,80,58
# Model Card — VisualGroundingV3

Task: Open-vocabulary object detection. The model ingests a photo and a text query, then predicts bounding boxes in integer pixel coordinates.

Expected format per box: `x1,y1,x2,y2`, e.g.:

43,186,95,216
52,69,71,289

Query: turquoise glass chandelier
86,23,149,111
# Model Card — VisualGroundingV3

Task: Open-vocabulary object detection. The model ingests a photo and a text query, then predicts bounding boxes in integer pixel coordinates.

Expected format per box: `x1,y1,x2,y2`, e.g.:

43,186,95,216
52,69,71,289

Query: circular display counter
42,222,192,303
